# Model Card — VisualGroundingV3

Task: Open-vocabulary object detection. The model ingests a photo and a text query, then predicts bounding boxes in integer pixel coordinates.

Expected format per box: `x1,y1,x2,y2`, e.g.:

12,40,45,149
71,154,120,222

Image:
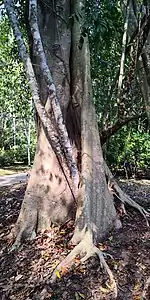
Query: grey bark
6,0,116,247
5,0,78,244
117,0,130,107
70,0,116,244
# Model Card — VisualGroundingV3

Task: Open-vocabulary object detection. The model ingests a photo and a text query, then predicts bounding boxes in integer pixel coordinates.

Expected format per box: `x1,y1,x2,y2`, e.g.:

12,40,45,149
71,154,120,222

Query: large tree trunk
12,0,78,243
7,0,116,247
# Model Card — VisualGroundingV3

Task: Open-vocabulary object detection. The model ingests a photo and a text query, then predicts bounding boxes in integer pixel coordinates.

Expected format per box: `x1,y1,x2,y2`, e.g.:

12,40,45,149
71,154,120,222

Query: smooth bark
117,0,130,110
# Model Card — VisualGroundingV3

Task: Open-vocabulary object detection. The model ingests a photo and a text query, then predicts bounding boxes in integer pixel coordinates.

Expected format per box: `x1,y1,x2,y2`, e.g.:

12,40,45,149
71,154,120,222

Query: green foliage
123,131,150,168
0,17,36,166
105,126,150,169
0,149,16,166
0,138,36,166
0,18,32,117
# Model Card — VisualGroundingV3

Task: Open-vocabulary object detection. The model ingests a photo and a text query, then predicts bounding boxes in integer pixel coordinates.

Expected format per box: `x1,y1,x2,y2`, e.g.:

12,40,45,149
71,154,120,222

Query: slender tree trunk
12,112,16,148
27,122,31,166
117,0,130,118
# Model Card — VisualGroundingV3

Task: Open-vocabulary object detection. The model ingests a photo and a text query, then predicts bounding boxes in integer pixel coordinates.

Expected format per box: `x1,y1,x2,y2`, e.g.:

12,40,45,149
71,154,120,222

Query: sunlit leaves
0,18,31,117
0,17,36,163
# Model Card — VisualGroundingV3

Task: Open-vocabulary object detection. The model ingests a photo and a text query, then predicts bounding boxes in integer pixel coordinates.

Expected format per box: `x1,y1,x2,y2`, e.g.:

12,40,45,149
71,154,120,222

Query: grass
0,166,31,176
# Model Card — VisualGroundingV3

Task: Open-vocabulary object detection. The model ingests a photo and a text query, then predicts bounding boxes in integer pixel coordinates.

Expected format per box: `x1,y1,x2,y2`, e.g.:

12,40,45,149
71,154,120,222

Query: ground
0,166,30,176
0,178,149,300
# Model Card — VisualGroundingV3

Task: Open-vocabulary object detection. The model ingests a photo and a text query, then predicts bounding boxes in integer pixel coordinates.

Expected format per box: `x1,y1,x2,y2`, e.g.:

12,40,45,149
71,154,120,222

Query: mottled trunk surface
71,13,116,243
13,0,116,244
14,0,77,241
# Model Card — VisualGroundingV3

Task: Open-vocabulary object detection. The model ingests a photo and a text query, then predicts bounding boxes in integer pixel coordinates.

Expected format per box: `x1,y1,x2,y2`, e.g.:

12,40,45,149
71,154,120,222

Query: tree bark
5,0,117,247
69,0,116,245
117,0,130,118
5,0,78,245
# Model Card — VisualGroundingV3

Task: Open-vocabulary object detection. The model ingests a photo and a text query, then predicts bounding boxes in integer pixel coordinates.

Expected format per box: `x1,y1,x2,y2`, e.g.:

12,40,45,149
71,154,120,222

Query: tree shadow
0,183,149,300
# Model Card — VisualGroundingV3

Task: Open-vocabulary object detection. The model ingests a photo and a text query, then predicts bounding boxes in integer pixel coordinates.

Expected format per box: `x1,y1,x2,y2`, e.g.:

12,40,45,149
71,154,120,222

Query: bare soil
0,179,149,300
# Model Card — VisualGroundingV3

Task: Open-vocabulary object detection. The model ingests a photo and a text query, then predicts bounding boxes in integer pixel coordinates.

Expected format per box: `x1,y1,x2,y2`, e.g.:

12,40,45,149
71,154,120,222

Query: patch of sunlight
120,178,150,186
0,166,30,176
0,169,17,176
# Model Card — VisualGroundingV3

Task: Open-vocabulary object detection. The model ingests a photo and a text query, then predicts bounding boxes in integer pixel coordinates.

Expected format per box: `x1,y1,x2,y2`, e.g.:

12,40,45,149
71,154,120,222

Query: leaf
59,230,66,235
15,274,23,282
75,292,80,300
98,243,108,251
55,269,61,279
132,296,142,300
77,267,85,273
51,260,59,268
78,292,85,298
75,292,85,299
99,286,109,293
42,252,50,261
73,257,81,263
61,266,69,275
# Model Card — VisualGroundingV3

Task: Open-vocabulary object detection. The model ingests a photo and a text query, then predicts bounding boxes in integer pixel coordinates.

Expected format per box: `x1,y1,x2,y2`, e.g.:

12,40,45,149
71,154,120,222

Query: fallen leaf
55,269,61,279
75,292,80,300
75,292,85,299
61,266,69,275
59,230,66,234
99,286,109,293
78,292,85,298
98,243,108,251
73,258,80,263
77,267,85,273
42,252,50,261
15,274,23,282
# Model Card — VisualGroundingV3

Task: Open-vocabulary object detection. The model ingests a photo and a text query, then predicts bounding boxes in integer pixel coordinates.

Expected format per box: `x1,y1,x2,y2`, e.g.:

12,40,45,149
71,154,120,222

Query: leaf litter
0,179,149,300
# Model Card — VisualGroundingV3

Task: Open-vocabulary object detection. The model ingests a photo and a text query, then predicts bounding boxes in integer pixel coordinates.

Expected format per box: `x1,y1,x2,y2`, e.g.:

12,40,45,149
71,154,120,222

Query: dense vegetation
0,18,36,166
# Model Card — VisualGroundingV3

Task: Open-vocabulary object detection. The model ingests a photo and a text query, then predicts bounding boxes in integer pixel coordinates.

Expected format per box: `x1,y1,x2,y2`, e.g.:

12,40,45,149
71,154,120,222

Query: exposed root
50,240,84,283
142,276,150,299
50,239,117,298
104,162,149,226
112,181,149,226
93,246,117,297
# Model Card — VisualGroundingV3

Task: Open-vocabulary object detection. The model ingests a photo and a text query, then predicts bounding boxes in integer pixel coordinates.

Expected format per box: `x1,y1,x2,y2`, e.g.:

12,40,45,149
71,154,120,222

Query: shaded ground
0,179,149,300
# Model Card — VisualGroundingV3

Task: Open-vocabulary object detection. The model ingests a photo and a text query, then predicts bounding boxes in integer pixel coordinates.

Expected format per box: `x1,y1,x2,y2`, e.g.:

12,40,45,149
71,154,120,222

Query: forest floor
0,179,149,300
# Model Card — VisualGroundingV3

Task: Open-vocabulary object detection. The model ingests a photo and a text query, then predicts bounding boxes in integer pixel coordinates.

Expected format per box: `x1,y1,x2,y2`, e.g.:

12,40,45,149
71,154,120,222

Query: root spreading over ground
0,178,149,300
